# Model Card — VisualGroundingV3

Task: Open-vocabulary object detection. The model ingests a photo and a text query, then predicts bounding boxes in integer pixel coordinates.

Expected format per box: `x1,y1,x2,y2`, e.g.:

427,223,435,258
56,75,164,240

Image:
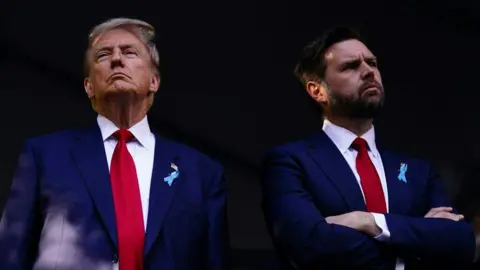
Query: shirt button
112,254,118,263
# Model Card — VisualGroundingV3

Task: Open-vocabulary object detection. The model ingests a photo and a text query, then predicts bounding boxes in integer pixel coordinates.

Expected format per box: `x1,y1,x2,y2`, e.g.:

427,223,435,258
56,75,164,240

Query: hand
325,211,363,231
424,207,464,221
325,211,381,236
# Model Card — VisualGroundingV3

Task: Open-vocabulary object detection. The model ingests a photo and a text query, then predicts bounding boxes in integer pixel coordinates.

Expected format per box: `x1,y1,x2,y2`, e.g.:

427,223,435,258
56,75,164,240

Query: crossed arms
261,148,476,268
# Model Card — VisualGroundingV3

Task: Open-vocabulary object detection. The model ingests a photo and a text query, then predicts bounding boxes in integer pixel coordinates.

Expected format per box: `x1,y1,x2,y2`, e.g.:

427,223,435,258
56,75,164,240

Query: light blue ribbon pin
164,162,180,187
398,163,408,183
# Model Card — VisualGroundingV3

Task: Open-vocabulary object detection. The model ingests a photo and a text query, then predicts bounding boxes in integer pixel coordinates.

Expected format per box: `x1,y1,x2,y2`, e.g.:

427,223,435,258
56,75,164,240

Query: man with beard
0,18,228,270
260,27,475,269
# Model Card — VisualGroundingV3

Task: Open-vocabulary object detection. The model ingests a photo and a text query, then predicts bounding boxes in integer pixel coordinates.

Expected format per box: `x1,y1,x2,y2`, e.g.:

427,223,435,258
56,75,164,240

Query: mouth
108,72,129,81
361,83,382,95
363,87,380,93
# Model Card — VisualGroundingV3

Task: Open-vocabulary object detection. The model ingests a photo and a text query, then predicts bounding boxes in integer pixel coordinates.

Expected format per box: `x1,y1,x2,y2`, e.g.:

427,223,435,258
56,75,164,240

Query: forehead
92,28,143,49
325,39,374,64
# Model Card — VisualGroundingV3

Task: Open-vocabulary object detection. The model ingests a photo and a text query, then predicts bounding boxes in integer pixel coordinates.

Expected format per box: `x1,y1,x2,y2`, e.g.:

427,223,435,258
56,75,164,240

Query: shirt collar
322,119,379,157
96,114,154,150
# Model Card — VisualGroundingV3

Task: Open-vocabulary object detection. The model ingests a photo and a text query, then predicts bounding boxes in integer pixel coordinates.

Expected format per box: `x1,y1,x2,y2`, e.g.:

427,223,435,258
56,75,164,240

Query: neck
325,115,373,136
95,95,148,129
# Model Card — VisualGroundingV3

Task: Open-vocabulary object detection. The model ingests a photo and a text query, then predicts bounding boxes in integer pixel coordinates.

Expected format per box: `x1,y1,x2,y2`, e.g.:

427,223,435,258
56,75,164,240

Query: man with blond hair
0,18,229,270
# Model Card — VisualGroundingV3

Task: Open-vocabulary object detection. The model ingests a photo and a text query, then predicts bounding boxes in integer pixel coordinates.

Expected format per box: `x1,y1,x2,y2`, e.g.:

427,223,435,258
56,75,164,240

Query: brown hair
294,26,364,87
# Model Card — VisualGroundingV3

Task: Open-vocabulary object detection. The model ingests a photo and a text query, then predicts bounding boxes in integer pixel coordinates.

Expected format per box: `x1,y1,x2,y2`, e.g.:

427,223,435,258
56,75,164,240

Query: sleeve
384,165,476,267
372,213,390,241
261,148,393,268
205,161,230,270
0,141,42,270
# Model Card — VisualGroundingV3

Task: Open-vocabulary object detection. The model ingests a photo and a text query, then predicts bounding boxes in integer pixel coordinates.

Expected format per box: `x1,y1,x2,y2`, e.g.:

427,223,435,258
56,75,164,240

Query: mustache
360,81,383,93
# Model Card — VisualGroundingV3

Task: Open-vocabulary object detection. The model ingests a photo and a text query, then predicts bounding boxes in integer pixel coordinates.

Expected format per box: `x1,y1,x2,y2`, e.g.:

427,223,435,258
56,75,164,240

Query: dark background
2,0,480,269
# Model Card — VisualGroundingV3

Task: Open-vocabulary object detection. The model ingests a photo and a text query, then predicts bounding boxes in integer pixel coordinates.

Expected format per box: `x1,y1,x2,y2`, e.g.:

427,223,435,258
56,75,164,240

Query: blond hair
83,17,160,77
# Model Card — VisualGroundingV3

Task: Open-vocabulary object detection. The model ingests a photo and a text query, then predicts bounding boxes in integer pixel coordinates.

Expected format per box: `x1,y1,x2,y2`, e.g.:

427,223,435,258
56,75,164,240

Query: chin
103,89,135,102
364,96,384,106
105,86,136,95
111,81,134,90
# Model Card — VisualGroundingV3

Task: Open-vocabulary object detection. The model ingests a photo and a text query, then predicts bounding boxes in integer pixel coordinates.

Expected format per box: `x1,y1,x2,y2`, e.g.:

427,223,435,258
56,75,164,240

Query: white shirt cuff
371,213,390,241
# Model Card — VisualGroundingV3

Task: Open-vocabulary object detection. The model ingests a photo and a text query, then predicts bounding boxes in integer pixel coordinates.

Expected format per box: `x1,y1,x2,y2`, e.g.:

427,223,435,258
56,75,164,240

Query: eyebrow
94,44,137,53
340,56,377,67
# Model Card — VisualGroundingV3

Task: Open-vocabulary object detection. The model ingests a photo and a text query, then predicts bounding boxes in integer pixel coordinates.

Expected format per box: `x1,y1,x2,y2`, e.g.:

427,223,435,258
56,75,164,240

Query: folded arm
384,166,475,265
337,165,477,266
0,141,41,270
261,148,392,268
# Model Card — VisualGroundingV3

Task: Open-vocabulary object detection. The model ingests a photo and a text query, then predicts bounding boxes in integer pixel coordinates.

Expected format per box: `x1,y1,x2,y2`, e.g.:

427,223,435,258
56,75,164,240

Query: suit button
112,254,118,263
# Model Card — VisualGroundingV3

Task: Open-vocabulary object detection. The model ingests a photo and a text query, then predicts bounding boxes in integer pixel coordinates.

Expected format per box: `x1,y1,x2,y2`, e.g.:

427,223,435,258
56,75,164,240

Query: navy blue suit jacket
261,131,475,269
0,124,229,270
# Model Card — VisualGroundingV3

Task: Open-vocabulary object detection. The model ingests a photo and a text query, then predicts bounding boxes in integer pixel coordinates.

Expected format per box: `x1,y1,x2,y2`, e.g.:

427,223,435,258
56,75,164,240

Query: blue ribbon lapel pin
397,162,408,183
164,162,180,187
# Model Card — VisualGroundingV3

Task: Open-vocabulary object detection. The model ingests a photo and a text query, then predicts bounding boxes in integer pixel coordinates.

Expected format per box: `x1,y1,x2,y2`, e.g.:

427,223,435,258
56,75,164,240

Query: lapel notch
70,125,118,247
307,131,367,211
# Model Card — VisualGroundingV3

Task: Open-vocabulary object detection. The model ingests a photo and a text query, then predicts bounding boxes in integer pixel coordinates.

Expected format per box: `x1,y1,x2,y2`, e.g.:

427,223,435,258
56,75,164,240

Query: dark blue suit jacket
0,124,229,270
261,131,475,269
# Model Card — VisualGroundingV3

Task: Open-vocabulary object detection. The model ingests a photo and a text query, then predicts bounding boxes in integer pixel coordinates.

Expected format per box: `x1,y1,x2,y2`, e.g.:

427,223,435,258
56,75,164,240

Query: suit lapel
380,150,412,215
70,125,118,247
307,131,367,211
144,134,183,255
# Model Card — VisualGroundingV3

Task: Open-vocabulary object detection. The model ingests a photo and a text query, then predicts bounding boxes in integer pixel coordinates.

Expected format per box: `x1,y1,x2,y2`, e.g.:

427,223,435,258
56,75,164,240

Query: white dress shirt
322,119,404,270
97,114,155,231
97,114,156,269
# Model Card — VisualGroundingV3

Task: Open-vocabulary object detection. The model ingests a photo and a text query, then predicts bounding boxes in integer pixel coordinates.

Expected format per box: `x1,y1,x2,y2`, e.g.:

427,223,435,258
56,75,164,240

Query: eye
123,49,137,56
342,61,360,71
367,60,378,67
96,52,109,60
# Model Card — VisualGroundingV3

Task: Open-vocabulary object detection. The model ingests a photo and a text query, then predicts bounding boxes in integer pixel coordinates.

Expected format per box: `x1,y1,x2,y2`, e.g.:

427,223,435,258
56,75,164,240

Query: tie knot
113,129,134,142
351,137,369,153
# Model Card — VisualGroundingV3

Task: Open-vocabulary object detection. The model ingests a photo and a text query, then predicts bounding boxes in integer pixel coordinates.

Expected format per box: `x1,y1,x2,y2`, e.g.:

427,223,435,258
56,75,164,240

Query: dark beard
328,91,385,119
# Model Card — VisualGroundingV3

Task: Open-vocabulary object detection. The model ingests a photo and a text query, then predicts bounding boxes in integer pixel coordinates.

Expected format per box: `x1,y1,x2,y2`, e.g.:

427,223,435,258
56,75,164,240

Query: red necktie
110,129,145,270
351,137,387,213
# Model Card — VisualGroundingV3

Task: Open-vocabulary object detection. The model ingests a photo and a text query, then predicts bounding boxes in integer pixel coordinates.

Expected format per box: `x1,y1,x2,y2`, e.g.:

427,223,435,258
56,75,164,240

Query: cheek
375,71,383,83
134,66,154,83
332,76,357,92
90,74,105,87
91,66,109,80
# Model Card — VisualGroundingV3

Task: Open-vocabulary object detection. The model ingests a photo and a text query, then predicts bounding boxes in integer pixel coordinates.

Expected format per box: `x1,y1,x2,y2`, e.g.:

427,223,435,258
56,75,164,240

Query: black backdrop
2,0,480,268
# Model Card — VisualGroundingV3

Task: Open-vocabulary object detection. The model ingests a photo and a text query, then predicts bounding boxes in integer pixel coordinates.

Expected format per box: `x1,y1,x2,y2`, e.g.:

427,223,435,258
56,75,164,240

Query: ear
84,78,94,98
306,80,328,103
149,73,160,93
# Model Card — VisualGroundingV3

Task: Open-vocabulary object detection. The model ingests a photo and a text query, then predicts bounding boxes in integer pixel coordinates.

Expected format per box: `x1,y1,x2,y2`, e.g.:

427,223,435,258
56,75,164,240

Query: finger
425,207,453,217
434,211,464,221
425,211,434,218
425,207,449,216
431,207,453,213
325,216,351,227
445,213,460,221
436,212,461,221
433,212,454,220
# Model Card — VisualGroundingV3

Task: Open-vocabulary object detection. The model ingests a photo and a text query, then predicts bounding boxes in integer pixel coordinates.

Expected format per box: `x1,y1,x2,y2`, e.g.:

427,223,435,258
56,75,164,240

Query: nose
110,48,124,68
360,61,374,80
